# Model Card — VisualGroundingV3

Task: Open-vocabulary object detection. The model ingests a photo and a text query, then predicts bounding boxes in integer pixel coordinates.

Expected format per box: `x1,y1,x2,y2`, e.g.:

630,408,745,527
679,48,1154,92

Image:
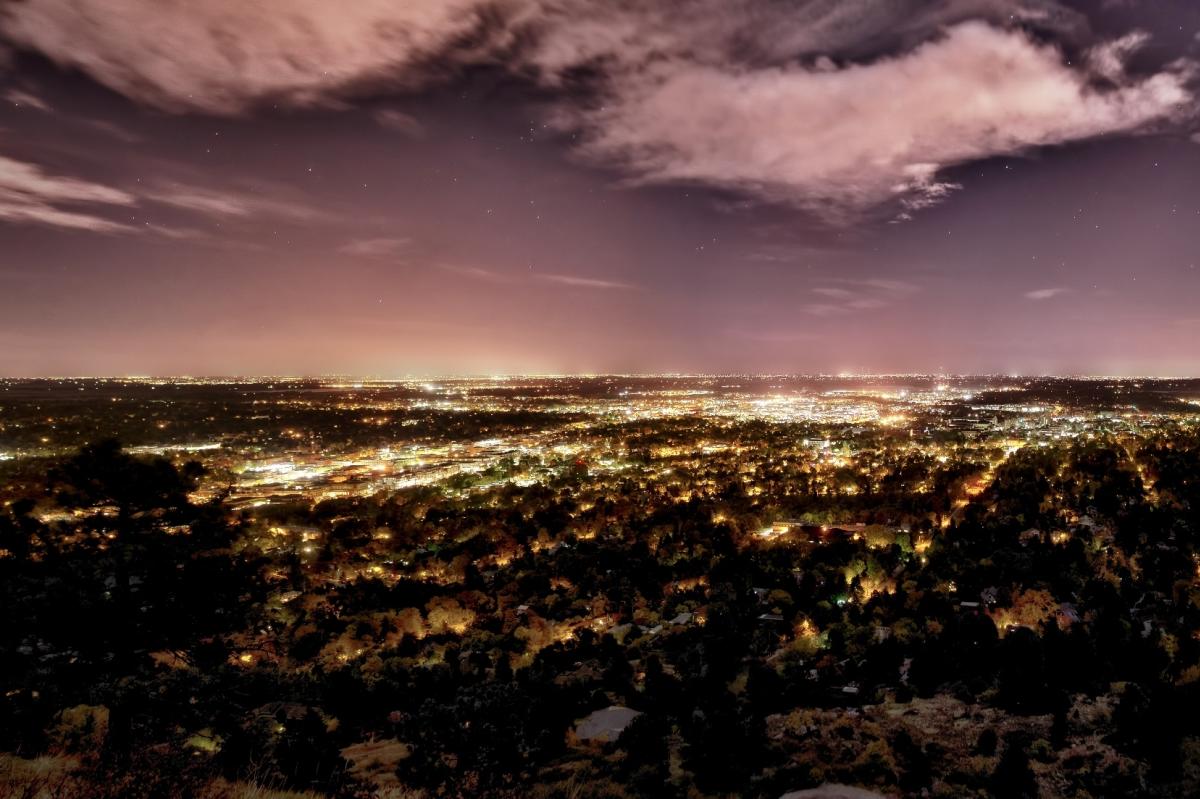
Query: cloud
804,303,850,317
373,109,425,138
805,277,919,315
741,243,832,263
438,263,515,283
812,288,854,299
82,119,142,144
558,21,1193,219
536,273,636,290
140,223,209,240
340,237,412,257
0,156,333,234
145,181,326,221
0,155,136,232
523,0,1088,77
438,264,636,290
1025,287,1068,300
1,0,1194,220
1087,30,1151,82
0,0,515,114
3,87,51,111
860,279,919,294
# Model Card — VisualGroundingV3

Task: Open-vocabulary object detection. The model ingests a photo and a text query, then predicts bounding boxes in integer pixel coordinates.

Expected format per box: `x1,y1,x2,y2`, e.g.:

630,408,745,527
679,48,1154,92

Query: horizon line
4,372,1200,382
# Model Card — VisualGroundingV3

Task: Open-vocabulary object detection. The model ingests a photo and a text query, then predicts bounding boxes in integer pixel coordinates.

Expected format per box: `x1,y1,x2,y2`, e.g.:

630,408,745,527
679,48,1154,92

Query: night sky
1,0,1199,377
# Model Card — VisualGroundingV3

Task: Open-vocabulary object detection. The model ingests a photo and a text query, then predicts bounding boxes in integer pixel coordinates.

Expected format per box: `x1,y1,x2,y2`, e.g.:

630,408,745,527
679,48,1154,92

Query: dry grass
764,692,1161,798
0,754,83,799
209,778,329,799
0,756,338,799
339,739,411,792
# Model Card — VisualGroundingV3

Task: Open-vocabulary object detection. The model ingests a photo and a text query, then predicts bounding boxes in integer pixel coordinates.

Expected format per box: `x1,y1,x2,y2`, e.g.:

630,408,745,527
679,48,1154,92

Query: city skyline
2,1,1200,376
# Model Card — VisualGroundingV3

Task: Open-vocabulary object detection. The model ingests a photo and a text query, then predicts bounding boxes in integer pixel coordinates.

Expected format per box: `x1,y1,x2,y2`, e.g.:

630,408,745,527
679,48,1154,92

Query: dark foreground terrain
2,376,1200,798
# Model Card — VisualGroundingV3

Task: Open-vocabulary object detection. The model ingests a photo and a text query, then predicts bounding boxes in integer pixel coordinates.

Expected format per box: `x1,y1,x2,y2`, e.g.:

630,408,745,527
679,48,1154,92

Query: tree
990,732,1038,798
16,441,263,764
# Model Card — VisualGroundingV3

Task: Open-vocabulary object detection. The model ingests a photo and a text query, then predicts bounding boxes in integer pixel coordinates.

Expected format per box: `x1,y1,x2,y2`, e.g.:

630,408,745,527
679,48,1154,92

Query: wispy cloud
859,279,920,294
373,109,425,138
438,264,515,283
145,181,326,221
0,155,135,232
140,222,209,240
806,277,919,315
439,265,638,291
742,245,807,264
1025,287,1068,300
3,88,51,112
536,273,637,290
339,237,411,257
82,118,142,144
0,155,335,236
812,287,854,299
